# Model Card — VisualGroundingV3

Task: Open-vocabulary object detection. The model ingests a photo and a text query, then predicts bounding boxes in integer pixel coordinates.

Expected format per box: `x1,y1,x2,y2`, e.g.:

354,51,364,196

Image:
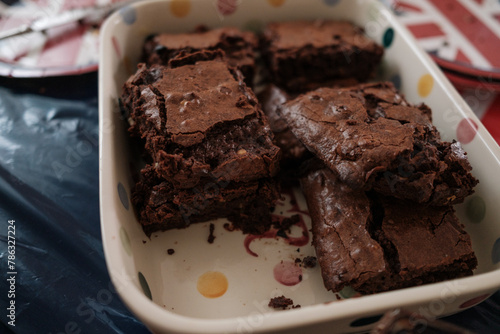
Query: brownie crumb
268,295,295,310
294,258,302,264
208,223,216,244
223,223,236,232
142,240,147,244
167,249,175,255
276,229,288,239
302,256,317,268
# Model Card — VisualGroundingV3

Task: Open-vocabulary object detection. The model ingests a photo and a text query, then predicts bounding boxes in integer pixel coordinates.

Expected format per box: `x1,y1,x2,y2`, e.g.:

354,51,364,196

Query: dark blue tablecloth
0,73,498,333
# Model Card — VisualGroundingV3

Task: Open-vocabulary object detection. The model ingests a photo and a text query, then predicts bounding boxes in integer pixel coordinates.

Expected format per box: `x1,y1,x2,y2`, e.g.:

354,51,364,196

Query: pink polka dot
456,118,478,144
273,261,302,286
459,294,490,309
217,0,238,15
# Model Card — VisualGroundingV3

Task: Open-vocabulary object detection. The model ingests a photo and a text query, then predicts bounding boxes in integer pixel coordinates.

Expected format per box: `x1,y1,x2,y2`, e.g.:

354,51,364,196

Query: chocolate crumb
292,304,301,309
208,223,216,244
268,295,294,310
295,258,302,264
276,229,288,239
223,222,235,232
142,240,147,244
302,256,317,268
167,249,175,255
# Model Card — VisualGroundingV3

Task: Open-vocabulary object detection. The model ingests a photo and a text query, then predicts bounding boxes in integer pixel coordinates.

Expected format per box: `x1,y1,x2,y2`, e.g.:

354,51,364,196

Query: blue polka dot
323,0,341,5
119,6,137,25
118,182,129,210
492,237,500,264
350,314,383,327
138,272,152,300
383,27,394,48
390,74,401,89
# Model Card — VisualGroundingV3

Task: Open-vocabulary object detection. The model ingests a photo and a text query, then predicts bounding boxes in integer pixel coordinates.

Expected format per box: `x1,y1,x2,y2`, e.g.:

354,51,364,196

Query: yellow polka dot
197,271,228,298
268,0,286,7
170,0,191,18
418,74,434,97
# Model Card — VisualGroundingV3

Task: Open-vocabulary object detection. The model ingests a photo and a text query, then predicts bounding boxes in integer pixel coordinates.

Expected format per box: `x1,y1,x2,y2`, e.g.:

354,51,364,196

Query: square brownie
132,164,280,236
142,26,257,86
122,50,280,190
260,20,384,92
300,165,477,295
364,195,477,293
300,165,388,293
279,82,478,206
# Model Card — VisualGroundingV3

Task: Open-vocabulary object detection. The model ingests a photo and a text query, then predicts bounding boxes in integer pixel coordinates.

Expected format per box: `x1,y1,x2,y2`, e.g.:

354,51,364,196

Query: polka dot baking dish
98,0,500,333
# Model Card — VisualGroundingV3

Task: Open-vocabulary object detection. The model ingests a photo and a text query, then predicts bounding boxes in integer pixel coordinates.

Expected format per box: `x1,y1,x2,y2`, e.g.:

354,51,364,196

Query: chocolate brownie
280,82,478,206
143,26,257,86
132,164,280,236
122,50,280,190
258,85,312,169
260,20,384,92
301,166,477,295
366,195,477,293
300,165,388,293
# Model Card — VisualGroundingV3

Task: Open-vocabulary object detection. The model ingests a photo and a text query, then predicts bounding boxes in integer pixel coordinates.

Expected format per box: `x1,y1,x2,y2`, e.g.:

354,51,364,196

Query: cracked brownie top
122,50,280,189
279,82,478,205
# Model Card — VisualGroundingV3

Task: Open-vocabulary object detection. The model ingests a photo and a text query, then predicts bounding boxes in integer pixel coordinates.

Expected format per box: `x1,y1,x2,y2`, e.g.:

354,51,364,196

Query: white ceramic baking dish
99,0,500,333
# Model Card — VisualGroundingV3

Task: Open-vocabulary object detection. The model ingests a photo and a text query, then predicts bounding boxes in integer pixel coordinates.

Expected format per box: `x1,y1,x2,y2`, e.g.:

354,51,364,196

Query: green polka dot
339,286,358,299
120,227,132,256
383,27,394,48
466,196,486,223
138,272,152,300
367,1,383,21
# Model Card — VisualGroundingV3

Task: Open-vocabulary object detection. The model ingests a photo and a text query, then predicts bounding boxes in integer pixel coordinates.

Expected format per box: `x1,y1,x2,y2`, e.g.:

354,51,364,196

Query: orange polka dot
170,0,191,18
197,271,228,298
268,0,286,7
418,74,434,97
